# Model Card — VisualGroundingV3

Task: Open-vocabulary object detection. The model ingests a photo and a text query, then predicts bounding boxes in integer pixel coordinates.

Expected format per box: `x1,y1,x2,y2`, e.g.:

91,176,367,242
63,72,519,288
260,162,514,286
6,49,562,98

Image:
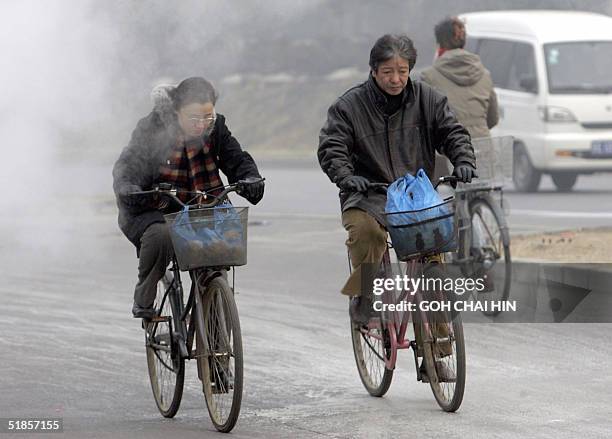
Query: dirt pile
511,228,612,262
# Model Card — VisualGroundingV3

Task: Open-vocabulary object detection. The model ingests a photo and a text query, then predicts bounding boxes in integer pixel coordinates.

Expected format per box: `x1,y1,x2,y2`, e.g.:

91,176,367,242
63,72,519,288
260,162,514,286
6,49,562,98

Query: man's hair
434,17,466,50
369,34,418,71
171,77,218,110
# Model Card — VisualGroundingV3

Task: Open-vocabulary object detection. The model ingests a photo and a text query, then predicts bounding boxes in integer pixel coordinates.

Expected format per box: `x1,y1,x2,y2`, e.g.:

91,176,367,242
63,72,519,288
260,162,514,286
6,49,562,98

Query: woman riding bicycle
112,76,265,319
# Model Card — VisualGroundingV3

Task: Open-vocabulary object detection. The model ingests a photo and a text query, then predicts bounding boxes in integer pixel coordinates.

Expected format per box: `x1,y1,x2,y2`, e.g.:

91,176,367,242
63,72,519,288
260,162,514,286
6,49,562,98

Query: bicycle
350,176,466,411
132,179,262,433
449,136,513,316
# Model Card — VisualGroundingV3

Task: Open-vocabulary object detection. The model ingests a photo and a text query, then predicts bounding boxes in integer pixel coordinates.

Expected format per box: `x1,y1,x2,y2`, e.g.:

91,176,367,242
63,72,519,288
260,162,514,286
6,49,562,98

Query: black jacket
318,75,475,224
112,103,261,251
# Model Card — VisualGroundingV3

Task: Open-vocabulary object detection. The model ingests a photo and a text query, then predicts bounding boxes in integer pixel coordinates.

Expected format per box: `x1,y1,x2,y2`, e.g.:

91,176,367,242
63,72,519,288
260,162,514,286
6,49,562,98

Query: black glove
239,177,265,205
118,184,146,207
338,175,370,193
452,164,477,183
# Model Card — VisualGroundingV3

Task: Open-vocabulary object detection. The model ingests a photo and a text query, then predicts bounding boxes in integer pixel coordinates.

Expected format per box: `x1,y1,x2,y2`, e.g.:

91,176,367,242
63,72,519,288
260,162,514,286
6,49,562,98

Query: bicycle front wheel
469,195,512,316
420,265,466,412
145,272,185,418
195,275,243,433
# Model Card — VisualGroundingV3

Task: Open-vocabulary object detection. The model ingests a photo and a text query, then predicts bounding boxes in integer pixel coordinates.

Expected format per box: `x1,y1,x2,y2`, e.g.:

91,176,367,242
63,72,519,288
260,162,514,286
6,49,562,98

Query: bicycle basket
385,199,457,261
164,206,248,271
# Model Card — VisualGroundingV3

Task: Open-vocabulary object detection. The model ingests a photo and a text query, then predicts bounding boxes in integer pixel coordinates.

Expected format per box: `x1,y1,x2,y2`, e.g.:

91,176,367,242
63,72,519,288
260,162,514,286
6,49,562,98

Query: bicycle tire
145,272,185,418
350,317,394,397
195,275,243,433
350,255,394,397
420,265,466,412
468,195,512,316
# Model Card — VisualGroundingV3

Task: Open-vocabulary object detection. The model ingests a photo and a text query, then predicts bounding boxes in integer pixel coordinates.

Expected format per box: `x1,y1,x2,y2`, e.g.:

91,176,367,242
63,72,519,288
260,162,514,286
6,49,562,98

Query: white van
459,10,612,192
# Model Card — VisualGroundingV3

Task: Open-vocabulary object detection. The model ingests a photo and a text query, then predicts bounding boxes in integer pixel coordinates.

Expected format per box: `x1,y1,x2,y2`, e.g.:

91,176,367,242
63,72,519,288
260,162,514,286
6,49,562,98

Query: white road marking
510,209,612,219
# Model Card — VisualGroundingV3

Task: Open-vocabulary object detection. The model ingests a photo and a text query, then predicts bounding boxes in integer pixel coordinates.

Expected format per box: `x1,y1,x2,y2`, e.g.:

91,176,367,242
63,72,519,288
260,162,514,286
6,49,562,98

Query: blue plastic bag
168,205,246,269
385,169,455,258
171,206,222,254
213,204,244,246
171,205,242,244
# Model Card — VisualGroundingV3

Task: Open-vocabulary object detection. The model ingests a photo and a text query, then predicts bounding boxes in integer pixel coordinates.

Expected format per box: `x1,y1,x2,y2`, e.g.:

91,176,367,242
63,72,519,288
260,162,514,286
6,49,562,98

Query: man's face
372,55,410,95
177,102,216,139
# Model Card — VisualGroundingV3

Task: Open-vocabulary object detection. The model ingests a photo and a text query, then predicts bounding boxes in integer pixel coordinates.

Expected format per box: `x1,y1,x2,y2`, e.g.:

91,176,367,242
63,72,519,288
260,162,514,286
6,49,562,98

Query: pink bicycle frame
359,250,436,371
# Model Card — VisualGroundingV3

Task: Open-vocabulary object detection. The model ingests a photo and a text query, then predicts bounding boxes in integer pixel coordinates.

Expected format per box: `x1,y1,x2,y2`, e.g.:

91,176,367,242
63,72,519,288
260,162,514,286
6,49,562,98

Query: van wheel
551,172,578,192
513,144,541,192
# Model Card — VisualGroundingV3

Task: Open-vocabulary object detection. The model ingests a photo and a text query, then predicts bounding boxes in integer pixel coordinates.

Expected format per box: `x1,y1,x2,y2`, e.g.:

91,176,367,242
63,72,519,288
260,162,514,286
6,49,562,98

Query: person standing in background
420,16,499,178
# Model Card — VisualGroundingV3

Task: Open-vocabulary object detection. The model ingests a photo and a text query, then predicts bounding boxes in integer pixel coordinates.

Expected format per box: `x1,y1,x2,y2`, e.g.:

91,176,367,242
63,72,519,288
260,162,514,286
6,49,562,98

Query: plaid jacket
158,136,224,201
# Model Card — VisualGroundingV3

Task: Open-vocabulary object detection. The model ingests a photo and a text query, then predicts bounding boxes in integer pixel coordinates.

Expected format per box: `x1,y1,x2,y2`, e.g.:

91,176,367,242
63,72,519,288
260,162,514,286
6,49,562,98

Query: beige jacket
420,49,498,139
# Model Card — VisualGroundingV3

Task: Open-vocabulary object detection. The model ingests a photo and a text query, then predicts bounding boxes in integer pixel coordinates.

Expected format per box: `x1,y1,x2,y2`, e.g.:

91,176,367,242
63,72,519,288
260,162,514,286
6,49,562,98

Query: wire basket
385,199,457,261
164,206,248,271
470,136,514,187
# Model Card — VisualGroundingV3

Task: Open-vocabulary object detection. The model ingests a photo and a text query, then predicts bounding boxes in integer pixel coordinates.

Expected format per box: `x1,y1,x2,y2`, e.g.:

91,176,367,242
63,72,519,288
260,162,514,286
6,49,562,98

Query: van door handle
498,106,505,119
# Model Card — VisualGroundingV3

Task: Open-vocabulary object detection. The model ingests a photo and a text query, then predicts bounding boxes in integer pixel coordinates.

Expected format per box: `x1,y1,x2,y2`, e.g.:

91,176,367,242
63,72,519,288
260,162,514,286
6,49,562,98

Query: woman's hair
369,34,418,71
434,17,466,50
171,77,218,109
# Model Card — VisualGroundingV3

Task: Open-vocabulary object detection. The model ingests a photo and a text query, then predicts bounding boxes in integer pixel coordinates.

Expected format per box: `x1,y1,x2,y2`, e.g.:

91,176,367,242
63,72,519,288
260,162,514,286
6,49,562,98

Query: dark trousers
134,222,173,308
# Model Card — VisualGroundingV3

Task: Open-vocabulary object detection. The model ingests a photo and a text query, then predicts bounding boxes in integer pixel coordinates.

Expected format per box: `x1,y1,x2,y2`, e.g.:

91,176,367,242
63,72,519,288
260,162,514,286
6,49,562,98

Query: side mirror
519,75,538,94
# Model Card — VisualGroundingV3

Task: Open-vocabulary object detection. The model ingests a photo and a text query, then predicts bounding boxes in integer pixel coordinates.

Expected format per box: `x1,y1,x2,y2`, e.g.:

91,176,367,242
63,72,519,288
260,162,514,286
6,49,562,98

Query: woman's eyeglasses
187,115,216,126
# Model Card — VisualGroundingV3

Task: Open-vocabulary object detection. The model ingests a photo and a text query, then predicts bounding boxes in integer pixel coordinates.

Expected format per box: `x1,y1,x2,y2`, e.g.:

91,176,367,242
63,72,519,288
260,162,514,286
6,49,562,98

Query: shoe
349,295,373,326
132,302,157,320
419,360,429,382
419,359,456,383
478,272,496,293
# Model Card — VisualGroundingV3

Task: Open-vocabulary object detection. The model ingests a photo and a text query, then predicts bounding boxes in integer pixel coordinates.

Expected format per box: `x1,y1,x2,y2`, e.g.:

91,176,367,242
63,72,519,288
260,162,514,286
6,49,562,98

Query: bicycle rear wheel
468,195,512,316
420,265,466,412
195,275,243,433
351,317,394,396
350,255,394,397
145,272,185,418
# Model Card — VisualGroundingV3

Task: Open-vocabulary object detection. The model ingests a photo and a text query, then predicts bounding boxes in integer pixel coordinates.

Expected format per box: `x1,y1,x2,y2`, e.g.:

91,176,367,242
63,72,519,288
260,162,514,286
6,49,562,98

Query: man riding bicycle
318,34,476,376
113,77,265,319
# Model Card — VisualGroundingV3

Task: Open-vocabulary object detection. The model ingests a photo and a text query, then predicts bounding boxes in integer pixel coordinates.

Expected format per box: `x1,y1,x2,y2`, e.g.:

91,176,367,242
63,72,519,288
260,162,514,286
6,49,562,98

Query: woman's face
177,102,216,139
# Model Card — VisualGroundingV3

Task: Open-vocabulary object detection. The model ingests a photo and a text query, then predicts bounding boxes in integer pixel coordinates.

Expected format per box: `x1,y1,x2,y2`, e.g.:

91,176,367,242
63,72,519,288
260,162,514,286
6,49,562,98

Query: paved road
1,159,611,438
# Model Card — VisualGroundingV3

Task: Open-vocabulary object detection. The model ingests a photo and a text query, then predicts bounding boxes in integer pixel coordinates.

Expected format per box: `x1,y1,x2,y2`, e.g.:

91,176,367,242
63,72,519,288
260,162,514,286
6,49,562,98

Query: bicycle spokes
198,277,243,432
472,206,503,262
422,302,465,412
145,274,185,418
208,295,234,392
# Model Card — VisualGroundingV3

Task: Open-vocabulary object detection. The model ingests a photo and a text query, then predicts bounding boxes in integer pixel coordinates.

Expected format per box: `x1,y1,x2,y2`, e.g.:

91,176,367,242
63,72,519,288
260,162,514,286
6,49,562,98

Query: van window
477,39,513,88
544,41,612,94
465,37,479,53
507,42,537,92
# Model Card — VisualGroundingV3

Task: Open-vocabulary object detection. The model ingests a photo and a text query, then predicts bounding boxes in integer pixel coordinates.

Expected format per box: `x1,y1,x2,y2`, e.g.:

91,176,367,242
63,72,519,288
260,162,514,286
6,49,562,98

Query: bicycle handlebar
434,175,459,190
340,176,463,195
129,178,265,209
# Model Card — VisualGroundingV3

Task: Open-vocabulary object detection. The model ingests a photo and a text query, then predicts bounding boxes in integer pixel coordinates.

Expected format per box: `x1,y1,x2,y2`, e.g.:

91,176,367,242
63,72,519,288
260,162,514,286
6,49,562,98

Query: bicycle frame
349,176,462,373
451,183,509,267
141,180,258,360
358,250,445,376
147,256,231,366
